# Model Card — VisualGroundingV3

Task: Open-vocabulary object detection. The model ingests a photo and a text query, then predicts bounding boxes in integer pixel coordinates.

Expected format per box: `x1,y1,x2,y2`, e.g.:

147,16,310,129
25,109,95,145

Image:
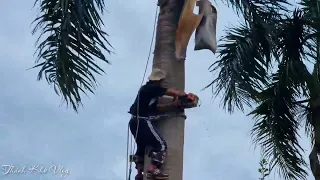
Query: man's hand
172,98,181,107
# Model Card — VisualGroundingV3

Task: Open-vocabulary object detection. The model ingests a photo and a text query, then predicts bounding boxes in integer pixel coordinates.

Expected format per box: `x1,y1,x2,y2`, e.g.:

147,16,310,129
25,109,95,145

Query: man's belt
131,115,163,120
131,113,187,121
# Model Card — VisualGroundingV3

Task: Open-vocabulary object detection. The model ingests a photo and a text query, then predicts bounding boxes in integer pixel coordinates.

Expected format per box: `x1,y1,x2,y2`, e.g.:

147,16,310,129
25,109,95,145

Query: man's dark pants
129,117,167,167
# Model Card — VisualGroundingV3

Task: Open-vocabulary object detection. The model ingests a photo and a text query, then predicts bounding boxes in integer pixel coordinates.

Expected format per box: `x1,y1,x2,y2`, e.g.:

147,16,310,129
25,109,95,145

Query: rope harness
131,113,186,121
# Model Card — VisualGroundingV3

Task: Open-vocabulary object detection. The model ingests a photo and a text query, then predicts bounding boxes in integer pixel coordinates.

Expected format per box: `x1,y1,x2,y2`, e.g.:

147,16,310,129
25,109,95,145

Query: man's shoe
146,168,169,180
135,164,144,180
135,173,143,180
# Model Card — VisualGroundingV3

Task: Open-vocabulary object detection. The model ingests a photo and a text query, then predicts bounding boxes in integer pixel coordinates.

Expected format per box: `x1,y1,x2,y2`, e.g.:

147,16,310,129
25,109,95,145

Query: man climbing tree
128,68,186,180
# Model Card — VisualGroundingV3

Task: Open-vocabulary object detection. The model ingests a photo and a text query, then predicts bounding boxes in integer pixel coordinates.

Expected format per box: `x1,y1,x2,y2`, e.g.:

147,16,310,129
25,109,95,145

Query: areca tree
208,0,320,179
32,0,113,111
31,0,320,180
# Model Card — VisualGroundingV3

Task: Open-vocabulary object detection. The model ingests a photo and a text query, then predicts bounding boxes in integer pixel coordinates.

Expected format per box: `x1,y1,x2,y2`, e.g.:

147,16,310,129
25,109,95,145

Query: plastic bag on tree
175,0,203,60
194,0,217,54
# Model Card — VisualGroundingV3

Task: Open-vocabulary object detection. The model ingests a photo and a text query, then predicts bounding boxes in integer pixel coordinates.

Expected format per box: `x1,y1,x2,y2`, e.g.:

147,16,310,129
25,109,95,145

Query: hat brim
148,75,164,81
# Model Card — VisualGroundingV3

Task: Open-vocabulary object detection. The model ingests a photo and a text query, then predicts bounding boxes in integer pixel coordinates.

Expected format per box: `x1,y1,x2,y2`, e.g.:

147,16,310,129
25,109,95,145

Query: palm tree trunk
143,0,186,180
310,38,320,180
310,97,320,180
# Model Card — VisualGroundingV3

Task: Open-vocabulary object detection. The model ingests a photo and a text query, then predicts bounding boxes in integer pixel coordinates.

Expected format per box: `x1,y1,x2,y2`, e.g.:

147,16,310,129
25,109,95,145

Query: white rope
125,124,130,180
126,5,159,180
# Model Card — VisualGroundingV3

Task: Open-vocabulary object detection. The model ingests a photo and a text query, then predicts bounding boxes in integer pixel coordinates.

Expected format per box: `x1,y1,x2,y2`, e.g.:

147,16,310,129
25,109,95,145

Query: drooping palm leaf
206,0,290,113
300,64,320,145
221,0,288,20
300,0,320,85
300,0,320,21
206,21,273,113
297,101,314,142
274,10,312,95
249,10,313,180
31,0,112,111
249,69,308,180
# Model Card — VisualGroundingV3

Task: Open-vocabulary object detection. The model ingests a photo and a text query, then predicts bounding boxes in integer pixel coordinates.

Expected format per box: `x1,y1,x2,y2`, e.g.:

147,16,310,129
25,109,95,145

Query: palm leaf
249,10,314,180
221,0,288,20
249,70,308,180
207,0,290,113
31,0,112,112
274,10,319,99
206,21,274,113
300,0,320,21
297,101,314,142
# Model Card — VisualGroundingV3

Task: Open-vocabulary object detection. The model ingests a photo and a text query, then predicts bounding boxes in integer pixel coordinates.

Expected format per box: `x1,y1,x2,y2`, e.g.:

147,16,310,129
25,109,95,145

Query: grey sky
0,0,313,180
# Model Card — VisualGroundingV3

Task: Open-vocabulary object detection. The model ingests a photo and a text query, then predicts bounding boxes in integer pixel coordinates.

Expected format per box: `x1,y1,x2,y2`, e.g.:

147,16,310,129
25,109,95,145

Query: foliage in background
259,154,271,180
207,0,320,179
31,0,112,111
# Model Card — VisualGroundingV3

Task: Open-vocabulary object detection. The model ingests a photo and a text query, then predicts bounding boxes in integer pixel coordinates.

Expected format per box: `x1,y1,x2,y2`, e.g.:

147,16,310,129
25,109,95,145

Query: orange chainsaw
177,93,200,109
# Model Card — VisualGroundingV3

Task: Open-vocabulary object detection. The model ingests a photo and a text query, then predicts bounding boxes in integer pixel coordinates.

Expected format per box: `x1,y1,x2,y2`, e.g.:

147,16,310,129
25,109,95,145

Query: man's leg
129,118,146,180
143,120,169,179
134,144,146,180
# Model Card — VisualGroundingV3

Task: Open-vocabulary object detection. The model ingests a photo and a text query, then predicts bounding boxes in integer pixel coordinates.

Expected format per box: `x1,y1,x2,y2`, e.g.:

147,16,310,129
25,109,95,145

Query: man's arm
165,88,186,97
156,98,180,112
148,84,186,98
154,88,185,112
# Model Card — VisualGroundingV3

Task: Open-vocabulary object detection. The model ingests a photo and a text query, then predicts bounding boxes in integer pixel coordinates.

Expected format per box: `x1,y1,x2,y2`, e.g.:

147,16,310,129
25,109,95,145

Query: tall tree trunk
310,38,320,180
309,0,320,178
143,0,186,180
310,98,320,180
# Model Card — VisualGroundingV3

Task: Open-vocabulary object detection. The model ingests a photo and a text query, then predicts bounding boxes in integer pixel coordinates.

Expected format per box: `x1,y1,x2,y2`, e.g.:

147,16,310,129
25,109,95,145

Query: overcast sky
0,0,313,180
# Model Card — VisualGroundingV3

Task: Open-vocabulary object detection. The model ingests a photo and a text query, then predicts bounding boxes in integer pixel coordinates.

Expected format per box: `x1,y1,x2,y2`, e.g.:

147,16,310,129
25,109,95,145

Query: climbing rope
126,5,159,180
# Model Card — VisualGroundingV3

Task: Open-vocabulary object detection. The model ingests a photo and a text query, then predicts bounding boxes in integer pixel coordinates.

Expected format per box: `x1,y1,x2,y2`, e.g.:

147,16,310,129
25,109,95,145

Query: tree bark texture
310,99,320,180
310,36,320,180
143,0,186,180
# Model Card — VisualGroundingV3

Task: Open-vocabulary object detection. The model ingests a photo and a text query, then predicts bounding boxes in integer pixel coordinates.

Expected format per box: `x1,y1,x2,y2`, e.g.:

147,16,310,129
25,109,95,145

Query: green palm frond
302,64,320,143
206,22,273,113
31,0,112,112
249,10,315,180
221,0,288,19
249,69,308,180
274,10,314,96
300,0,320,21
297,101,314,142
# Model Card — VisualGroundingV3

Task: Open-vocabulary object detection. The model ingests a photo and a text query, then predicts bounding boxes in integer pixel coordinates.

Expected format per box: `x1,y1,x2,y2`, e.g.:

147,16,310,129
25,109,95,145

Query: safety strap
131,113,186,121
